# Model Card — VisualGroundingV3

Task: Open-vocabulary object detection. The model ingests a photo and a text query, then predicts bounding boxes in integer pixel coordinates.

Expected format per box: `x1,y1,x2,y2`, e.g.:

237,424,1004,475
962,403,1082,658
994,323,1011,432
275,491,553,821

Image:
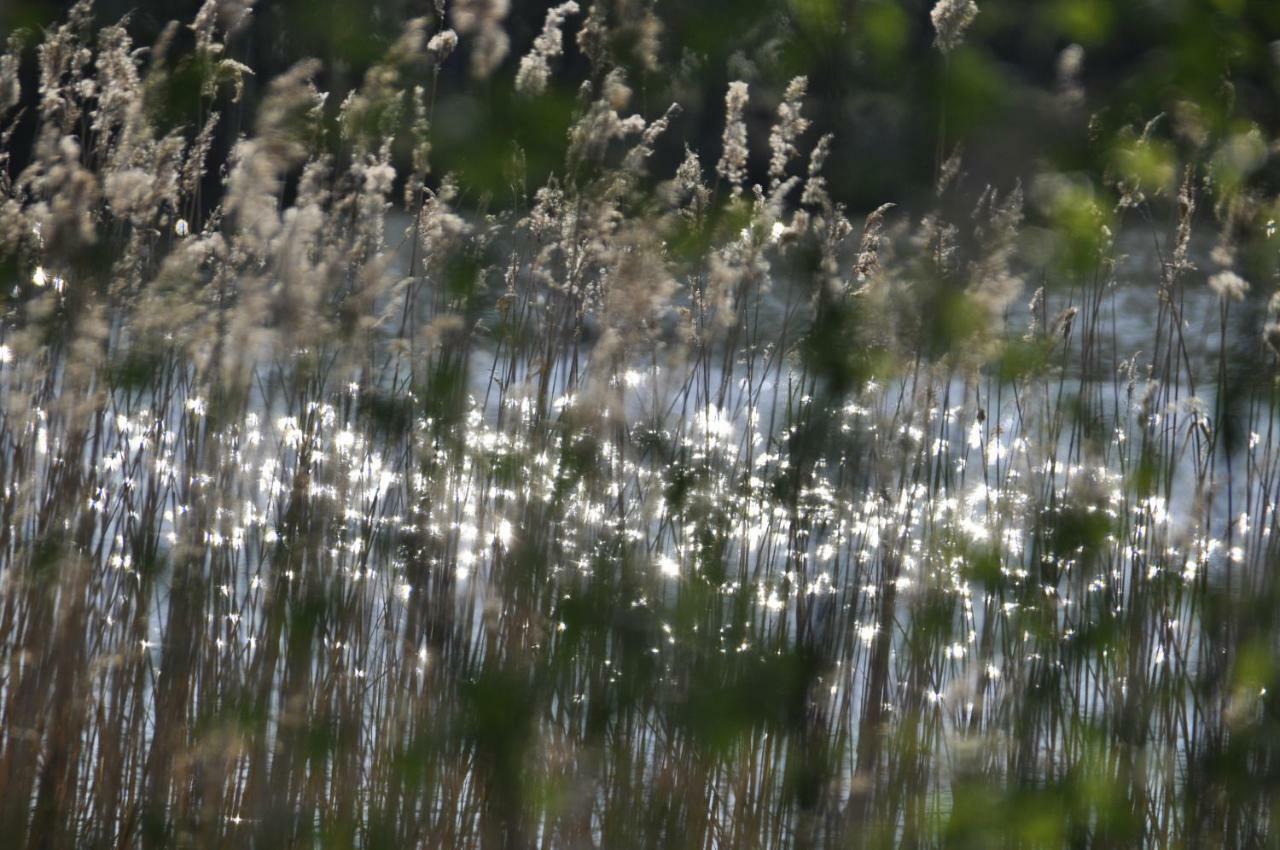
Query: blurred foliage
3,0,1279,212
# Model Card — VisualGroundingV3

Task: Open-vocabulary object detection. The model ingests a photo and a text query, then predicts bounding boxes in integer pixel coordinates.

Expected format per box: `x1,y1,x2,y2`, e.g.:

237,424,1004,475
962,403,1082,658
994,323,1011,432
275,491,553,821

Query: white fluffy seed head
931,0,978,54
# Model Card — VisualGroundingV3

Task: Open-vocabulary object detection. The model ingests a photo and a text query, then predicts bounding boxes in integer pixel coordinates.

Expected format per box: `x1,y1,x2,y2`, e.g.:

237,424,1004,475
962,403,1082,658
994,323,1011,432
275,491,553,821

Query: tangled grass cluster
1,1,1280,848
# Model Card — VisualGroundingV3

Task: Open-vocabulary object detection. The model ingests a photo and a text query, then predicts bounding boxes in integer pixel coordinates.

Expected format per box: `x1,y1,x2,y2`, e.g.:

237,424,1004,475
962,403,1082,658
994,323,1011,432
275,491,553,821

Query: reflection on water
5,234,1276,843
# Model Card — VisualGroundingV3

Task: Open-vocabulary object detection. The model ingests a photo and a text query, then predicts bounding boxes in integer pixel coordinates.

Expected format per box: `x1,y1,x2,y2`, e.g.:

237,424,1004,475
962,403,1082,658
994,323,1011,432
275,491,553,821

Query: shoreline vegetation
2,1,1280,847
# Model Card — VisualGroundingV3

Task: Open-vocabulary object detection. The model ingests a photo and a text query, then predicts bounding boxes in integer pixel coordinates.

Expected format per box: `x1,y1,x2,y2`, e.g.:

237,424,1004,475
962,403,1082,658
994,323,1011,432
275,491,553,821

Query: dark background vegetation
6,0,1280,215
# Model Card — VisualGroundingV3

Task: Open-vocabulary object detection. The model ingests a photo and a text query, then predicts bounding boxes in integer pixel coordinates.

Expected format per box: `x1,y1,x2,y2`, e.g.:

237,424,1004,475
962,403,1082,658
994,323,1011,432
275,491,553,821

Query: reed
1,1,1278,847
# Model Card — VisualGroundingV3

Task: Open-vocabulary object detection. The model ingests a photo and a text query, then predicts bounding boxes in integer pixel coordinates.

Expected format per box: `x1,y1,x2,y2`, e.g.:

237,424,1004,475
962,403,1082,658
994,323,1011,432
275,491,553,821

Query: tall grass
1,2,1280,847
